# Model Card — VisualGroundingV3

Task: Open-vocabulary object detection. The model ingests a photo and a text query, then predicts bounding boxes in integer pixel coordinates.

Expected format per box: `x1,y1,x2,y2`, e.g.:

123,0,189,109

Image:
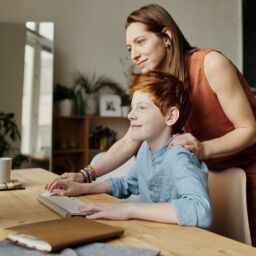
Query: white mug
0,158,12,183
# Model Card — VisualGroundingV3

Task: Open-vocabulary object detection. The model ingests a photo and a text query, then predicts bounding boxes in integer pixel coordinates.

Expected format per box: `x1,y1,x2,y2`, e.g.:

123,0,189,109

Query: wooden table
1,168,256,256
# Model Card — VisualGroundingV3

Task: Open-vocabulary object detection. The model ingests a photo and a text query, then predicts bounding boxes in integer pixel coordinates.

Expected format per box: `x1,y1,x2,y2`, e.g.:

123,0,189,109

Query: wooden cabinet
52,115,129,174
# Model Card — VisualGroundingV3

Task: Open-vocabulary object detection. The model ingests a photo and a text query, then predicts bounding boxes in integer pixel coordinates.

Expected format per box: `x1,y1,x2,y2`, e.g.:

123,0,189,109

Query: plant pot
55,99,73,116
121,106,130,117
86,93,97,115
100,137,108,150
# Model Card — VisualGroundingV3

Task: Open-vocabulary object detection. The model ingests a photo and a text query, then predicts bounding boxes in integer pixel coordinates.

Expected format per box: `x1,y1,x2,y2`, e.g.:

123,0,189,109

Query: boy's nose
128,109,136,120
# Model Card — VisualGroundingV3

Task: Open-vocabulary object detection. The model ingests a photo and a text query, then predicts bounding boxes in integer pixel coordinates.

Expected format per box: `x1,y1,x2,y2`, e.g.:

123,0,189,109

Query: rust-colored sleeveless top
185,48,256,171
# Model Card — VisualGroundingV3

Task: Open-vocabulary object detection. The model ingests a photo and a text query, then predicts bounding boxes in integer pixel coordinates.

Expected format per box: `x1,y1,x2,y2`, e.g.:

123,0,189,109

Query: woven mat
0,180,24,191
0,241,160,256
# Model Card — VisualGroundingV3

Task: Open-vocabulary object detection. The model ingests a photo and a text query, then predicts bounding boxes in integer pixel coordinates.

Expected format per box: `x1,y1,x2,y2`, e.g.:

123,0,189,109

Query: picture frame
99,94,121,117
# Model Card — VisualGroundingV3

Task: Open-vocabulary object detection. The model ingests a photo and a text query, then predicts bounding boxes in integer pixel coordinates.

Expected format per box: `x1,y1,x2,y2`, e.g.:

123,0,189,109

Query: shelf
54,149,85,154
52,115,129,173
31,157,49,162
89,149,107,154
55,115,128,120
54,115,85,120
88,115,128,120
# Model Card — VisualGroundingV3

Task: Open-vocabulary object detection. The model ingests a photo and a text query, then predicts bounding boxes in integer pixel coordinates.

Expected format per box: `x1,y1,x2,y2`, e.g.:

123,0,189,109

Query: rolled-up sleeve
171,149,212,228
107,162,139,199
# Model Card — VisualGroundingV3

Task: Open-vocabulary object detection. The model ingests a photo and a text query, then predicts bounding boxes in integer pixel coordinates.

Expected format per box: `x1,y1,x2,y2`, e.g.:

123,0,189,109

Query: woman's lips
137,60,147,68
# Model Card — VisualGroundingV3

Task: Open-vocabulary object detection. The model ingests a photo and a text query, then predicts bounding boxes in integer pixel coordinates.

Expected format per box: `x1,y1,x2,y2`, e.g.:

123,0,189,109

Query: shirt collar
148,137,173,157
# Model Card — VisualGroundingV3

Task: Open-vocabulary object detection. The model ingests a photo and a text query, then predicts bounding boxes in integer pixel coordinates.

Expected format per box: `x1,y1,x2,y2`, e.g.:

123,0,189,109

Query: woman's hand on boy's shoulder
169,133,206,160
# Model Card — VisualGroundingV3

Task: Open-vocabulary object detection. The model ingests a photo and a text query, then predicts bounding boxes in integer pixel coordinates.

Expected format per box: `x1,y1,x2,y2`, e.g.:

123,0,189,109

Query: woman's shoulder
187,48,234,82
188,48,219,60
203,51,239,94
204,51,232,71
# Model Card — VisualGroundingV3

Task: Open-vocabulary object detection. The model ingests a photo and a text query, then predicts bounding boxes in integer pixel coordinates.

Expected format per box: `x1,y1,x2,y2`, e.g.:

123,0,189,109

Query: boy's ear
165,107,179,126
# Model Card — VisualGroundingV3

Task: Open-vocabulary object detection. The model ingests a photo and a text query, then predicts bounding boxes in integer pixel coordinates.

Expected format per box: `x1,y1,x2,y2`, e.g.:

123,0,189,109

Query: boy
50,71,212,228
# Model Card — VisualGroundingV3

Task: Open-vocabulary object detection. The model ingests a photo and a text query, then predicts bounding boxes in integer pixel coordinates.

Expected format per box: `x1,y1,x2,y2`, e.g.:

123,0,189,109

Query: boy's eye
127,47,131,52
138,105,146,110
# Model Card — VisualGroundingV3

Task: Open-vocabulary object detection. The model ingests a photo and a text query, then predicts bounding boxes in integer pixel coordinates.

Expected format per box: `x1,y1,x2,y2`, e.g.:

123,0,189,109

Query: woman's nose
131,47,140,62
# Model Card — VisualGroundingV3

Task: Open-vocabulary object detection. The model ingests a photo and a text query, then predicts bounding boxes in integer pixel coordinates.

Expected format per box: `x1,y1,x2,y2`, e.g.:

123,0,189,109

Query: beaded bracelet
86,165,97,181
79,169,90,183
79,165,97,183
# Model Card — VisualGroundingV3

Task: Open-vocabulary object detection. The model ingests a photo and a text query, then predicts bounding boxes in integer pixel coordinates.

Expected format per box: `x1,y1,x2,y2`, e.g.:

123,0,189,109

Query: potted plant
89,125,117,150
73,72,127,115
53,83,75,116
120,93,131,117
119,57,135,116
0,112,28,169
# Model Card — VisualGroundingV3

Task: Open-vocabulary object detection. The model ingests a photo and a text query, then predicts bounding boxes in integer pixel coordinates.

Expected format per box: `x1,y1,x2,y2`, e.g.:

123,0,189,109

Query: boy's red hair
129,71,190,133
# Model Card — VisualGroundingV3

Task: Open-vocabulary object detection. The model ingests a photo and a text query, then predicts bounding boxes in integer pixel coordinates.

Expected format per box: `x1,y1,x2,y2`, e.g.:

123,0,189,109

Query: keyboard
38,195,93,218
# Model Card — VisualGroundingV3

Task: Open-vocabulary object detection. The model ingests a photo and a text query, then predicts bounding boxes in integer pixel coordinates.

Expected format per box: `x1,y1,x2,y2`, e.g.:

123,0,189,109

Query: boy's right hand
45,172,84,191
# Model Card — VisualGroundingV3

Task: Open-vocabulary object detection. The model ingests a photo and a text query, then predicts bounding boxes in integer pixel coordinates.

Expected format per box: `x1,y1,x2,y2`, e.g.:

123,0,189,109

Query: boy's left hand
79,202,132,220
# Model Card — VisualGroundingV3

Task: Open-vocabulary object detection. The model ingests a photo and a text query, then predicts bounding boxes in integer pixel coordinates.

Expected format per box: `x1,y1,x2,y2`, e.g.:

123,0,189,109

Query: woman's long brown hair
126,4,195,85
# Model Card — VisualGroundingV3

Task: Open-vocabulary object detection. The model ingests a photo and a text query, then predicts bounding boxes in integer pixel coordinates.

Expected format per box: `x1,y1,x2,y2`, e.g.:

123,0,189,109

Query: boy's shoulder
167,144,192,157
165,145,208,179
136,142,194,158
166,145,203,166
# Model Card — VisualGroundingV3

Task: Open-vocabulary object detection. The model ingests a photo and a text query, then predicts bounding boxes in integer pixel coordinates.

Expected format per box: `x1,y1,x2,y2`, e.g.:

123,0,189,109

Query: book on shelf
6,217,124,252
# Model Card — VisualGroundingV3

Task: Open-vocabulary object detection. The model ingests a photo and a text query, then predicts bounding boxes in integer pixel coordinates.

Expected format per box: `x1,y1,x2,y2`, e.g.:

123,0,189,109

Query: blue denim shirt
108,140,212,228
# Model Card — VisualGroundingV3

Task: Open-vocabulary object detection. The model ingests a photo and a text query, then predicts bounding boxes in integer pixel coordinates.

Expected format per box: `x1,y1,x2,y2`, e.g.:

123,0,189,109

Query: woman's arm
49,179,112,196
171,51,256,159
92,127,141,176
202,51,256,158
46,128,141,190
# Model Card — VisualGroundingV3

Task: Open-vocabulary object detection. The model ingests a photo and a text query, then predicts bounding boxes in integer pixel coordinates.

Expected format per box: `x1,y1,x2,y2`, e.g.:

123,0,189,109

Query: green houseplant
73,72,124,95
120,93,131,117
53,83,75,102
73,72,130,115
0,112,28,169
89,125,117,150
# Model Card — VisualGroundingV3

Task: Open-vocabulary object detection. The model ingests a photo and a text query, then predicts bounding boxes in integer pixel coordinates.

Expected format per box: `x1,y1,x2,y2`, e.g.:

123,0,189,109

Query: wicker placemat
0,180,25,191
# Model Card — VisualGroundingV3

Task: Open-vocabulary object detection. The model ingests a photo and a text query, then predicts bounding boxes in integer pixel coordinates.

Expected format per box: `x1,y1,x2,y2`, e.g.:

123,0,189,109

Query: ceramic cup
0,157,12,183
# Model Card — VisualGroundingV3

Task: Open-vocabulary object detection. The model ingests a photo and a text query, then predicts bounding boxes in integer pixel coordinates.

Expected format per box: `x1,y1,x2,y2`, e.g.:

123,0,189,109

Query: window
21,22,54,162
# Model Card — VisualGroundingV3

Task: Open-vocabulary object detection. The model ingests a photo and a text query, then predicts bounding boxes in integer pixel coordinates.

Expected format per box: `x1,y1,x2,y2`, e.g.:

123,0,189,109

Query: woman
47,4,256,244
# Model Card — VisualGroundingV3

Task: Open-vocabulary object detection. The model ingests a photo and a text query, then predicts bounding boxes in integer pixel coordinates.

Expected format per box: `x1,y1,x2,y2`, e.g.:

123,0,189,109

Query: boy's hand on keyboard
45,172,84,191
79,202,132,221
41,190,60,197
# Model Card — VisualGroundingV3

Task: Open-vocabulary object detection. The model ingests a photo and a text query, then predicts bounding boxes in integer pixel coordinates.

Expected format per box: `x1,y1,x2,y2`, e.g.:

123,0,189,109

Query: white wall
0,23,25,130
0,0,242,90
0,0,242,164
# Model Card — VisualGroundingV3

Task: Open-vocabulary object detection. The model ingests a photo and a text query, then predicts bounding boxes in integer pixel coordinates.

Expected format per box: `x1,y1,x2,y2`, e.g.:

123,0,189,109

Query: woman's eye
138,106,146,110
137,39,145,45
127,47,131,52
